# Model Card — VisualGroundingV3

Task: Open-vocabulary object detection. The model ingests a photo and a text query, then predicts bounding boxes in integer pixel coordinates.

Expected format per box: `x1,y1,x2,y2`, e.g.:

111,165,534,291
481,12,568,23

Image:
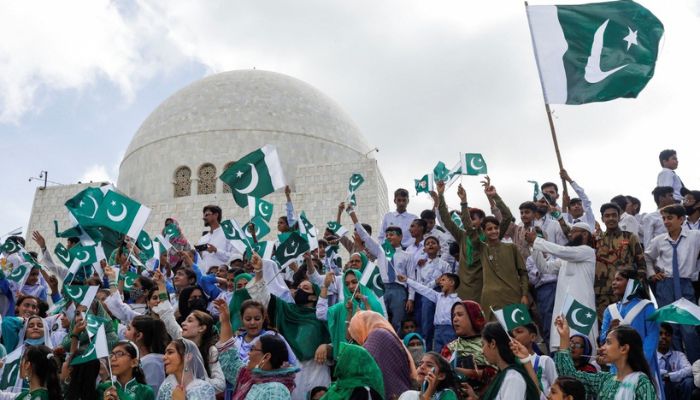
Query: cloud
79,164,113,184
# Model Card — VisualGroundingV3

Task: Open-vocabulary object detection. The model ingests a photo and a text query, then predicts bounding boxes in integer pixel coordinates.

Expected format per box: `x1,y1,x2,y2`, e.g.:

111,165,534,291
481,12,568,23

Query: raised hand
429,191,439,209
436,180,446,195
31,231,46,250
509,338,530,359
560,169,572,183
323,272,335,288
457,184,467,202
213,298,229,321
251,253,263,271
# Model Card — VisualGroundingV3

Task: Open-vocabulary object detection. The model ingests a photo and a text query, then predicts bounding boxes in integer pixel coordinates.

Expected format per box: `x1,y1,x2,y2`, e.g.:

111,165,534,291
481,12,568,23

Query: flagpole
524,1,569,198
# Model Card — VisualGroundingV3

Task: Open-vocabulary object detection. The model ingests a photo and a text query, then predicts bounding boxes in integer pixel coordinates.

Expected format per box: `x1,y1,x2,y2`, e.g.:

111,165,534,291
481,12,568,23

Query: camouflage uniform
594,228,646,320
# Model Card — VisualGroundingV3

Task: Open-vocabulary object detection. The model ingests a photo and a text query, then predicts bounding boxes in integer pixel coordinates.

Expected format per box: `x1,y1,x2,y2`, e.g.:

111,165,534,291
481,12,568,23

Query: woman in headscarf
464,322,540,400
441,300,496,395
348,310,415,398
403,333,426,367
214,300,299,399
98,340,155,400
321,342,384,400
157,338,215,400
0,315,56,392
569,334,597,373
123,316,170,394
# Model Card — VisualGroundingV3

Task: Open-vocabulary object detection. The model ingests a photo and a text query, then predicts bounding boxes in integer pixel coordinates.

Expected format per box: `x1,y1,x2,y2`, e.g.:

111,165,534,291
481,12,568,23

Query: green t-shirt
16,388,48,400
97,379,155,400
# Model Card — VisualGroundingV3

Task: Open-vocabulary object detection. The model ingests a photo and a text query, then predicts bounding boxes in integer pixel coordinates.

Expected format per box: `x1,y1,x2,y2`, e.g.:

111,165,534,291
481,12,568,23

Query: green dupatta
482,363,539,400
327,269,384,357
321,342,385,400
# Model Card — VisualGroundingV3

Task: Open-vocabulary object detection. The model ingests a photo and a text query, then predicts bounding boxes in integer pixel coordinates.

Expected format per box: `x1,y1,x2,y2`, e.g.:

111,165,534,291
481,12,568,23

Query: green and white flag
445,161,463,189
65,186,109,227
299,212,319,251
382,240,395,262
163,223,181,240
48,297,69,316
136,231,158,260
220,144,286,208
415,174,433,194
0,238,20,255
54,243,74,267
7,263,31,287
155,234,171,252
274,232,310,267
648,298,700,326
493,303,532,332
528,180,544,201
86,312,111,339
246,241,274,261
433,162,450,182
247,196,274,223
561,293,597,335
67,244,104,279
221,219,250,254
462,153,488,176
359,261,387,314
0,346,22,389
325,245,342,272
326,221,348,237
22,253,43,271
526,1,664,105
450,211,464,229
54,218,101,246
244,216,271,241
70,324,109,366
63,285,99,308
122,271,139,291
348,193,357,207
91,189,151,239
348,173,365,193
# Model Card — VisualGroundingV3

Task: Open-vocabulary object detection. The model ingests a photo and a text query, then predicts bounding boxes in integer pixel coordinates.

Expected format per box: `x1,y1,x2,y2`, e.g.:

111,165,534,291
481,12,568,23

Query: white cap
571,221,593,234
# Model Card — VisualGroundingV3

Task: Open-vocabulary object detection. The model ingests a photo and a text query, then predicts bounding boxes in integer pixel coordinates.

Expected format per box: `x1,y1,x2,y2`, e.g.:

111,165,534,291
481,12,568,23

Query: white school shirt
657,168,684,202
619,212,641,238
642,211,666,248
408,257,446,301
406,278,460,325
197,226,234,270
378,210,419,248
644,230,700,280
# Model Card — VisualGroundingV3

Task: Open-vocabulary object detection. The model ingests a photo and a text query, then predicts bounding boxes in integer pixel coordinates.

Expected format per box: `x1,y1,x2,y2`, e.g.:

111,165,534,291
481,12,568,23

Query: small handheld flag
493,304,532,332
561,293,596,335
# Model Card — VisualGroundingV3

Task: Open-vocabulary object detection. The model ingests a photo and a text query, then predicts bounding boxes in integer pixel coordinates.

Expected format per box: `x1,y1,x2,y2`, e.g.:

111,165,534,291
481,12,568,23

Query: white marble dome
118,69,373,204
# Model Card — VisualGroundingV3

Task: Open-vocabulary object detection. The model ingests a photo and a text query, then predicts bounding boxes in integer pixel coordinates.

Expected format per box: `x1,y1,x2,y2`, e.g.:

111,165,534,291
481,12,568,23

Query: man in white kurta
528,222,597,351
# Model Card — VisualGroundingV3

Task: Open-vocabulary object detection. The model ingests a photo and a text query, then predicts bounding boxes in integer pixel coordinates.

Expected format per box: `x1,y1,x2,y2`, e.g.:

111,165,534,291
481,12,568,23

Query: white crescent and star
570,308,586,328
511,308,525,323
372,273,383,292
259,202,271,218
349,175,362,190
81,345,96,359
57,250,71,264
107,202,128,223
470,157,484,172
9,265,26,279
69,287,84,299
74,250,90,263
85,194,99,219
283,241,299,257
140,238,153,250
584,19,630,84
235,163,259,195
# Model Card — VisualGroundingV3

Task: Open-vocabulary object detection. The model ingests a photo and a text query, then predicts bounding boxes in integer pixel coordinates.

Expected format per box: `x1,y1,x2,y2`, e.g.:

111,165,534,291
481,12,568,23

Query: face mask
188,298,208,312
129,287,145,300
408,345,424,364
294,290,315,306
25,338,44,346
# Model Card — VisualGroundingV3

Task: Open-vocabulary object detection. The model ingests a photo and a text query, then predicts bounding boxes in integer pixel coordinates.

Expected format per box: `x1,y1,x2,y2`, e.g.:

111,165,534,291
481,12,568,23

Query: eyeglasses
110,351,130,359
569,343,584,349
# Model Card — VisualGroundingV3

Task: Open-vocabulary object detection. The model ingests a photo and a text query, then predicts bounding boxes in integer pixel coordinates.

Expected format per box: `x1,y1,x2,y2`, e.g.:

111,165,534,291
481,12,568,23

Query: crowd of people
0,148,698,399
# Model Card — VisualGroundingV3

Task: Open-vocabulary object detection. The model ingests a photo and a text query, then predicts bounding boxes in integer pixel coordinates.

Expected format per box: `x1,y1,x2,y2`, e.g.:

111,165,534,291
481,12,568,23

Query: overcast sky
2,0,699,237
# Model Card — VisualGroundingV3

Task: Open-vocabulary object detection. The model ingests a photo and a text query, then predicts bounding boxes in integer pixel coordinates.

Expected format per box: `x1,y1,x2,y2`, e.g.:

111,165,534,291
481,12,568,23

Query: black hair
482,322,516,364
441,272,460,289
626,195,641,209
541,182,559,193
518,201,538,212
616,270,650,300
424,351,459,394
349,387,383,400
599,202,622,216
554,376,586,400
659,149,676,167
401,317,417,327
569,197,582,206
424,235,440,246
68,237,81,245
687,190,700,203
394,188,409,198
511,322,538,336
137,275,155,292
24,345,61,400
177,285,208,324
131,315,169,354
480,216,500,229
66,348,100,400
661,204,686,218
202,205,222,223
259,334,289,369
610,195,628,210
173,267,197,286
361,223,372,237
411,219,427,234
317,238,329,248
652,187,674,206
660,322,673,336
449,242,459,258
385,226,403,237
420,209,436,220
309,386,328,399
7,235,25,247
469,208,486,221
114,341,147,385
609,326,653,382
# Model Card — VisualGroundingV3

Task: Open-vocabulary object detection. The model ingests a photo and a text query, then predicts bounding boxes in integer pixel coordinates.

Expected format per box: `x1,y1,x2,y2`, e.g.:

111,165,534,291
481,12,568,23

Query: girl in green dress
554,315,657,400
16,345,61,400
98,341,155,400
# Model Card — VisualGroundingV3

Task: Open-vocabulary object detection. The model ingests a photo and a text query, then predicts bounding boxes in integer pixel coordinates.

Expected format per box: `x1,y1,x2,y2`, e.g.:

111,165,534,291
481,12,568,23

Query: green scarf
228,288,253,331
465,232,486,266
327,269,385,357
233,273,253,288
321,342,385,400
481,364,539,400
267,295,330,361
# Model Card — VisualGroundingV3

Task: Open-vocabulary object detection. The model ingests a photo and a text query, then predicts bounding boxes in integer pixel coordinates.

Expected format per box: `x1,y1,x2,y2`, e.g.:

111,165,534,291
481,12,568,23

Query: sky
2,0,699,237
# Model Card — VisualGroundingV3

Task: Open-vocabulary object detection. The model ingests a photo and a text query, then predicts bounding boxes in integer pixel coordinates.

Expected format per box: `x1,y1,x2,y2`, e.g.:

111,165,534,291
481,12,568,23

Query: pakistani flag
155,234,172,252
326,221,348,237
65,186,108,226
63,285,99,308
450,211,464,229
122,271,139,291
70,325,109,366
561,293,597,335
415,174,433,194
348,173,365,193
382,240,395,262
0,238,20,255
248,196,274,223
54,218,102,246
528,180,544,201
91,190,151,239
433,162,451,182
493,303,532,332
0,346,22,389
54,243,74,267
526,1,664,104
22,253,43,271
359,261,387,314
462,153,487,175
275,232,310,267
325,245,342,272
68,244,98,268
48,297,69,316
244,216,271,241
299,212,319,251
648,298,700,326
221,219,250,254
220,145,286,208
245,241,274,261
7,263,31,287
136,231,157,260
163,223,181,240
86,312,111,338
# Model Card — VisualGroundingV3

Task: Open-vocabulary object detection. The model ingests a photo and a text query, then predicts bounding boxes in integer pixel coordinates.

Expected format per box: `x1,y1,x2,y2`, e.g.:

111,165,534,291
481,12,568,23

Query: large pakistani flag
526,1,664,104
89,190,151,239
275,231,310,267
221,219,251,254
220,145,286,208
248,196,274,223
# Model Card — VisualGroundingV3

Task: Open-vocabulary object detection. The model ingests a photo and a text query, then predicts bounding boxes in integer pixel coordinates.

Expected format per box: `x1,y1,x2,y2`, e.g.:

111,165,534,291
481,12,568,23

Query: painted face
242,307,264,337
180,313,205,340
109,344,137,376
163,342,182,375
452,304,474,337
611,273,628,297
25,317,45,340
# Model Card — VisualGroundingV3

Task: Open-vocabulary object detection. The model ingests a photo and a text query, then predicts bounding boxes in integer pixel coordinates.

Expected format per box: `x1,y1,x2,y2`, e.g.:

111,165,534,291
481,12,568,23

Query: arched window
174,166,192,197
198,163,217,195
222,162,234,193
